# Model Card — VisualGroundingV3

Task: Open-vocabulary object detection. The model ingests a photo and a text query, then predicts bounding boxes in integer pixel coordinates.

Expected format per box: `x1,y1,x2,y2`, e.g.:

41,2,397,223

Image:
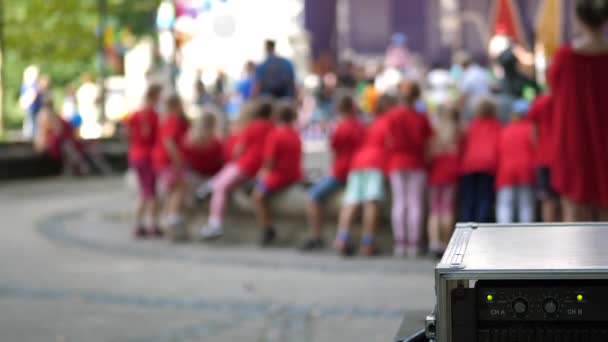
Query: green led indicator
487,294,494,302
577,294,584,301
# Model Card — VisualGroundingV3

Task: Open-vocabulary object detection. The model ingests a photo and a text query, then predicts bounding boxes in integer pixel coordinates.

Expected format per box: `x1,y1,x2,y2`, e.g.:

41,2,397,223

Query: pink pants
429,184,456,216
390,170,427,247
209,163,247,223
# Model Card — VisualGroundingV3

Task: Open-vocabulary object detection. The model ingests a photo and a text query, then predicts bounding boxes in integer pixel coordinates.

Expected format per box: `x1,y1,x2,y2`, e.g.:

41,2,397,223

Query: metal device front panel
434,223,608,342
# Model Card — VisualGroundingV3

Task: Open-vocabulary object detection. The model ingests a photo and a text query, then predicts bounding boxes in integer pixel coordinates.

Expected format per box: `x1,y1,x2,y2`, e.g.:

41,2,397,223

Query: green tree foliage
5,0,158,84
2,0,159,129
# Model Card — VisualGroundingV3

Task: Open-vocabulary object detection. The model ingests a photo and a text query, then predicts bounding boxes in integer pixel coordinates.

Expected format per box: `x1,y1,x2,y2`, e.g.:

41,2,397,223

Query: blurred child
458,98,502,223
495,99,536,223
153,95,190,241
183,113,224,179
301,96,365,251
334,95,397,256
200,100,275,239
427,104,461,257
126,85,162,238
35,99,89,175
252,102,302,246
387,83,433,257
527,93,558,222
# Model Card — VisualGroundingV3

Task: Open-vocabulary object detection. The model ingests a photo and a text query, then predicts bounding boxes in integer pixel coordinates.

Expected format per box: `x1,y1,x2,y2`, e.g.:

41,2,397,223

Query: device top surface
439,223,608,272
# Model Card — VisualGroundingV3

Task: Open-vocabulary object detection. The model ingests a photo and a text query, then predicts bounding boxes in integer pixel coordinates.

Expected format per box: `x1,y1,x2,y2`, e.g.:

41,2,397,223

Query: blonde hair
434,103,460,148
234,100,259,130
189,112,217,142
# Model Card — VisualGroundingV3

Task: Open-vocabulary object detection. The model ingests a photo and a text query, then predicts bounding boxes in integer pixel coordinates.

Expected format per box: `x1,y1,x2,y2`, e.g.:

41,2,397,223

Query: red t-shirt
262,125,302,190
152,113,190,172
330,116,366,182
496,120,535,189
223,132,241,162
526,94,553,167
460,117,502,175
47,117,81,161
429,137,461,186
349,115,390,173
387,106,433,172
127,107,159,161
182,136,224,177
236,118,275,177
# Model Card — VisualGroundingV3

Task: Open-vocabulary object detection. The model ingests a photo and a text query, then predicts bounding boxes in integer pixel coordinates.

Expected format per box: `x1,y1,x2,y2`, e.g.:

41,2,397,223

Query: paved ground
0,177,435,342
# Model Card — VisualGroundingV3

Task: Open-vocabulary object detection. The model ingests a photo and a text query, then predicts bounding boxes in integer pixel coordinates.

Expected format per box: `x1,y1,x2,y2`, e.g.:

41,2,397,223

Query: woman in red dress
548,0,608,221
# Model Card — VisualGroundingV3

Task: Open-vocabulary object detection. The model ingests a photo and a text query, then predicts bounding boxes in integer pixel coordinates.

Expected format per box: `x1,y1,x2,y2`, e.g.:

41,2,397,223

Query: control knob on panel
543,299,558,314
513,298,528,315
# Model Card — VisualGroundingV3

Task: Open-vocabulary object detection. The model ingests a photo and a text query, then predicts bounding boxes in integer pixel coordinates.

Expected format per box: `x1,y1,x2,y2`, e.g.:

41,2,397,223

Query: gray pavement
0,177,435,342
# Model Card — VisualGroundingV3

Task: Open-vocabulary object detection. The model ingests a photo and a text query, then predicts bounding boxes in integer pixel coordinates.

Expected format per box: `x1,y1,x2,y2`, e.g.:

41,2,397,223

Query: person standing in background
126,85,163,238
153,95,190,241
454,51,491,124
19,65,42,138
427,104,461,258
527,93,559,222
253,40,296,99
236,61,256,101
495,100,536,224
458,99,502,223
386,83,433,258
334,95,397,257
547,0,608,221
76,73,100,138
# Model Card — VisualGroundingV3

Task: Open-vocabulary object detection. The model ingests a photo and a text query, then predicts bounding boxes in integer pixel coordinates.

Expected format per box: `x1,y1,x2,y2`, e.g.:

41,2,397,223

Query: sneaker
134,226,148,239
359,243,381,257
195,182,213,202
200,225,224,240
299,238,325,252
334,238,355,257
169,222,189,243
393,244,406,258
258,228,277,247
148,227,164,238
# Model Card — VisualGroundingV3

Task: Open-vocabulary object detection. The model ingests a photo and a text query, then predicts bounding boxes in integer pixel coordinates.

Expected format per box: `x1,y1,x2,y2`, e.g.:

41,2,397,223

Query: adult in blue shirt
236,61,256,100
253,40,296,99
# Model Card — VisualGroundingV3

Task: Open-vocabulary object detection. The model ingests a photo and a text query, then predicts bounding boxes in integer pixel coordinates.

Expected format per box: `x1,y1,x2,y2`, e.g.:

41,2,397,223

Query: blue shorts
343,169,385,205
308,176,343,203
255,181,273,197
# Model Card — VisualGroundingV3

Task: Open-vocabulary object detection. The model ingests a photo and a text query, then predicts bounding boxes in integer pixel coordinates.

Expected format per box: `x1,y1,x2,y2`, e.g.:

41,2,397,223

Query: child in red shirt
386,83,433,257
458,98,502,223
527,93,558,222
126,85,162,238
183,112,224,178
152,95,190,241
301,96,365,251
200,100,274,240
427,104,461,257
253,103,302,246
495,99,536,223
334,95,397,256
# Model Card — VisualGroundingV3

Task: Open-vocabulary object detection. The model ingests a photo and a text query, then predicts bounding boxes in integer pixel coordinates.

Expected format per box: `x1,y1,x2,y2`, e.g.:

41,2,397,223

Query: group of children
127,81,555,258
302,82,554,258
126,85,302,243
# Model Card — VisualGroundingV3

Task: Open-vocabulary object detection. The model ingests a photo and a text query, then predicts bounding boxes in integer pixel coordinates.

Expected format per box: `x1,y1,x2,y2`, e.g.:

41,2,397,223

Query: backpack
260,57,293,98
